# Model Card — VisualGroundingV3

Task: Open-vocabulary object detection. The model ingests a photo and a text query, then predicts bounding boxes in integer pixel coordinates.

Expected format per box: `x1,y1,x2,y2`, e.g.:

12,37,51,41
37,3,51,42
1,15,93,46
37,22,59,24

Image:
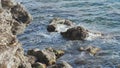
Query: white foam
86,32,102,40
55,24,70,33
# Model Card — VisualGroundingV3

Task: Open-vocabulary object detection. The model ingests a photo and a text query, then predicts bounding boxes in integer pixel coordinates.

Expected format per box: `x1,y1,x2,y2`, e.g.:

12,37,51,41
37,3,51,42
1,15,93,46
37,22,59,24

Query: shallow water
16,0,120,68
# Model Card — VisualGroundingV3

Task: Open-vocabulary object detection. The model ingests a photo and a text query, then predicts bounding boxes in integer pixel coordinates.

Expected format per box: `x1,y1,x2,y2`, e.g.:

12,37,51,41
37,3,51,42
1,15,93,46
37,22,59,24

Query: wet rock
96,50,113,56
27,48,56,65
32,62,46,68
45,47,65,59
47,17,75,32
74,59,87,65
61,26,88,40
79,46,101,56
48,61,72,68
27,47,65,66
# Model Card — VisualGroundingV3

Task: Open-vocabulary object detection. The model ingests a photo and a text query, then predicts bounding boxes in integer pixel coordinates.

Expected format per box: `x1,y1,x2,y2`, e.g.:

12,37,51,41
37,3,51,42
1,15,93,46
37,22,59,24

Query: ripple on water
17,0,120,67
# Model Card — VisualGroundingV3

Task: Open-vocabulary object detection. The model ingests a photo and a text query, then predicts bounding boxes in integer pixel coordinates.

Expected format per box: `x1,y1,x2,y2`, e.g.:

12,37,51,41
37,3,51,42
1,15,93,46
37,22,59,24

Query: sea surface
16,0,120,68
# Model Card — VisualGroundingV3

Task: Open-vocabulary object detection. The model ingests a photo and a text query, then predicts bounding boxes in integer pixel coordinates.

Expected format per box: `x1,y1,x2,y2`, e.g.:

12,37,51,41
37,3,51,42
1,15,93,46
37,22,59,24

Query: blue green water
17,0,120,68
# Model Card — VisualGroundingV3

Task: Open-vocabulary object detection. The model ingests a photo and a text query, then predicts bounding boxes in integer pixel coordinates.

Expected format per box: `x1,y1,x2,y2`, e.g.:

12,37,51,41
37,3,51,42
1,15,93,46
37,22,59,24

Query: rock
27,47,65,66
27,48,56,65
74,59,87,65
116,64,120,68
61,26,88,40
0,1,3,13
27,48,40,56
47,17,75,32
45,47,65,59
53,49,64,59
32,62,46,68
11,3,32,35
11,3,32,25
48,61,72,68
60,25,103,40
1,0,15,9
0,33,16,46
27,55,37,65
79,46,101,56
0,0,32,68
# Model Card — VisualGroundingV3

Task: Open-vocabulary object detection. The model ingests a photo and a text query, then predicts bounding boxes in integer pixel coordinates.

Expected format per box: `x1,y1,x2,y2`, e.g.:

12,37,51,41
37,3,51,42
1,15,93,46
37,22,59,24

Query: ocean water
16,0,120,68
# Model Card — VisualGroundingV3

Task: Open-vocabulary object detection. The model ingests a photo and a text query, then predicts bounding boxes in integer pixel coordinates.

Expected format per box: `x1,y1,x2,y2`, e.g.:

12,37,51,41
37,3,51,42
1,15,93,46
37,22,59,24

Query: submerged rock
79,46,101,56
48,61,72,68
47,17,75,32
74,59,87,65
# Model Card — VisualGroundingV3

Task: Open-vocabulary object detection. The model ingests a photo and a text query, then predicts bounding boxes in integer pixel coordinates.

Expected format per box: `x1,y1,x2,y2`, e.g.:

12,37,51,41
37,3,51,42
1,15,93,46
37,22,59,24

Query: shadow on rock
27,47,65,66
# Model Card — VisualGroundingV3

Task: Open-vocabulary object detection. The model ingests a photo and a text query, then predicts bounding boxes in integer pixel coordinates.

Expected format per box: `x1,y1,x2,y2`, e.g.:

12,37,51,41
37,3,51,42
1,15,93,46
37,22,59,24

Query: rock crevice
0,0,32,68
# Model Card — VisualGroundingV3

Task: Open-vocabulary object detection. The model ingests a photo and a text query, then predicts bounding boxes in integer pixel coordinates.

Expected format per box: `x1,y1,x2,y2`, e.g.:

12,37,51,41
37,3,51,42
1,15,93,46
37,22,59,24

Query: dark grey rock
61,26,88,40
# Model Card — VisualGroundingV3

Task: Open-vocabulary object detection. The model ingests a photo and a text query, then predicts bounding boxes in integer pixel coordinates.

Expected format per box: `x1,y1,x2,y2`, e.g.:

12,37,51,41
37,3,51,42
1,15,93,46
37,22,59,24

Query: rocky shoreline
1,0,119,68
0,0,33,68
0,0,72,68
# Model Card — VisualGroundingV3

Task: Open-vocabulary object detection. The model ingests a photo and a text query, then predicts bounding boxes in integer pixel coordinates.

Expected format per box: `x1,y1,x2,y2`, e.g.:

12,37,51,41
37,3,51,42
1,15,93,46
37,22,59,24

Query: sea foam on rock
0,0,32,68
47,17,75,32
47,17,103,41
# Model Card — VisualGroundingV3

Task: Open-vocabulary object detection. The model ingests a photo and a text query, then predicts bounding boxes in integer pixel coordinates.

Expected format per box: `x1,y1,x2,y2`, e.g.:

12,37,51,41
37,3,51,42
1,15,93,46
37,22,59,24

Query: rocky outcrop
61,26,89,40
47,17,75,32
27,47,65,66
47,18,103,40
0,0,32,68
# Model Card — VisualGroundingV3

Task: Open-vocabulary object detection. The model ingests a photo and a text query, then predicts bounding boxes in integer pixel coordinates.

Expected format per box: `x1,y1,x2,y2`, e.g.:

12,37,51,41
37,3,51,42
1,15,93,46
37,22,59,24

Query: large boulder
61,26,103,40
47,17,75,32
61,26,89,40
27,48,56,65
0,0,32,68
27,47,65,66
